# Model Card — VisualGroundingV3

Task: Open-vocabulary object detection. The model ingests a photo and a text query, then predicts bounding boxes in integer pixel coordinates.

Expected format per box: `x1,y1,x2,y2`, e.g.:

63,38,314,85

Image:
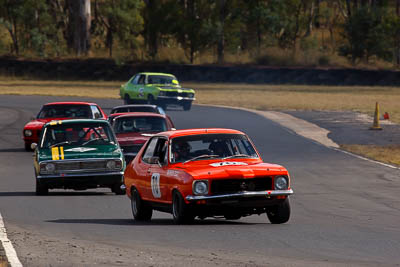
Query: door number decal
151,173,161,198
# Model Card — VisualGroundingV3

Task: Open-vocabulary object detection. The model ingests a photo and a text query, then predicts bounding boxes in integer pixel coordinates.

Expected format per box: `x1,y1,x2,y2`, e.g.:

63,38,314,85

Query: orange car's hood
173,160,288,180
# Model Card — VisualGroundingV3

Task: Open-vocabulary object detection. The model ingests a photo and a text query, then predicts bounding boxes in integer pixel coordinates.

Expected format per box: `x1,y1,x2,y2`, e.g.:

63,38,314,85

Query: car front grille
210,177,273,195
165,91,189,97
55,160,108,173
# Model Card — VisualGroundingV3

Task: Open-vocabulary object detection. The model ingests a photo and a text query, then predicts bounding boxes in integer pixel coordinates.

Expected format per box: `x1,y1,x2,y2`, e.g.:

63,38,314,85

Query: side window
142,137,159,163
131,75,140,85
154,139,168,165
138,75,146,84
90,106,102,119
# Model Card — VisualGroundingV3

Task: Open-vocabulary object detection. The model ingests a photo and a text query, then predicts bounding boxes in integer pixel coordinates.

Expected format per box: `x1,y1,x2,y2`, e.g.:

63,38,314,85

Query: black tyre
24,143,31,151
112,183,125,195
124,94,132,104
266,198,291,224
35,180,48,196
147,94,155,105
172,191,194,224
131,188,152,221
182,101,192,111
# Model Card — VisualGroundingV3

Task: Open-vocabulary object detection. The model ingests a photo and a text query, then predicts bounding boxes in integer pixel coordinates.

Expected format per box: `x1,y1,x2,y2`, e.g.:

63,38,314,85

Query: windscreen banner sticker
151,173,161,198
64,147,97,153
51,146,64,160
210,162,248,167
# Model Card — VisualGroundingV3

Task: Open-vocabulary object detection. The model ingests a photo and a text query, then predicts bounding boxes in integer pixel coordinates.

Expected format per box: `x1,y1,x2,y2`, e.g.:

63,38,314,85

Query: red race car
124,128,293,224
22,102,107,150
112,112,175,163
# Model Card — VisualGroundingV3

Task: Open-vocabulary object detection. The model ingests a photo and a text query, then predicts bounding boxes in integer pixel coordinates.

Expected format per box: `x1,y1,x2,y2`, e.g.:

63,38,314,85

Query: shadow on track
0,148,26,153
0,191,117,197
46,218,259,226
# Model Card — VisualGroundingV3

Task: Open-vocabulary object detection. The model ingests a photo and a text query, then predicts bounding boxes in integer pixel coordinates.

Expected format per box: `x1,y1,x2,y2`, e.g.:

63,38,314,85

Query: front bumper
156,96,195,104
37,172,124,189
186,189,293,201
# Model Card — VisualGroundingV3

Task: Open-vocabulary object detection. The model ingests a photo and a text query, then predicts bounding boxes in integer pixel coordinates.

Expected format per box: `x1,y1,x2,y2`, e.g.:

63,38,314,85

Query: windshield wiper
50,141,72,148
183,154,219,164
222,154,252,160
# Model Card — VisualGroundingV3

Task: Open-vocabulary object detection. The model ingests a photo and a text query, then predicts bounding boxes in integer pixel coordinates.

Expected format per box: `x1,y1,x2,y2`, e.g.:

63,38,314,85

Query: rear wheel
266,198,291,224
182,101,192,111
131,188,152,221
147,94,155,105
35,180,48,196
172,191,194,224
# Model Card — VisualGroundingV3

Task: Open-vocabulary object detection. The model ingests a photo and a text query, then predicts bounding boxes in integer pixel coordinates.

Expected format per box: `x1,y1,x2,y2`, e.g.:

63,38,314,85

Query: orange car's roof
159,128,245,139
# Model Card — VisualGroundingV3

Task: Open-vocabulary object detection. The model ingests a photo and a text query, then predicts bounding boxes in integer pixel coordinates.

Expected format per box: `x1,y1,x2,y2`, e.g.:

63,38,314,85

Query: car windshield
41,122,116,148
170,134,258,163
111,106,158,114
114,116,167,133
147,75,176,85
38,105,92,119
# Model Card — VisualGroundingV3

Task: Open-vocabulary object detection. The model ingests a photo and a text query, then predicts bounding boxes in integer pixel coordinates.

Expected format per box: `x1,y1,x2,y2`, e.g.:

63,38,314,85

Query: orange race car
124,128,293,224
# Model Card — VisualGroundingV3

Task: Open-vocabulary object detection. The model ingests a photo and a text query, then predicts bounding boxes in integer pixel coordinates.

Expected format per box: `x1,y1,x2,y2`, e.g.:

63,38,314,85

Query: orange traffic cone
370,102,382,130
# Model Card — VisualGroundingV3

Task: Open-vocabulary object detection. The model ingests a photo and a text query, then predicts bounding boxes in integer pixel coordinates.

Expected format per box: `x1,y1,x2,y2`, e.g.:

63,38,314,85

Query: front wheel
131,188,152,221
35,180,48,196
172,191,194,224
124,94,132,105
266,198,291,224
112,183,125,195
24,142,31,151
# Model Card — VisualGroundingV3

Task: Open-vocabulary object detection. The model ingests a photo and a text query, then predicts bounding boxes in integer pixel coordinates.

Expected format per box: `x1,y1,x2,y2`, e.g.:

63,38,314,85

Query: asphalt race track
0,95,399,266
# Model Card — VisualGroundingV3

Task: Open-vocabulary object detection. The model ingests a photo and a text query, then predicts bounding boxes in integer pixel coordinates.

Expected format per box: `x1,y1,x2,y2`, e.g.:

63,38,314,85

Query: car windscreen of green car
33,119,125,195
120,72,195,110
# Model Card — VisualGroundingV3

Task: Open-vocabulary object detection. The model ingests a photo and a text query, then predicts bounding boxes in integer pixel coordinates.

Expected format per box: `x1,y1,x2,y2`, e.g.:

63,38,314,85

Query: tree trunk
68,0,91,56
217,0,225,64
346,0,352,17
397,0,400,65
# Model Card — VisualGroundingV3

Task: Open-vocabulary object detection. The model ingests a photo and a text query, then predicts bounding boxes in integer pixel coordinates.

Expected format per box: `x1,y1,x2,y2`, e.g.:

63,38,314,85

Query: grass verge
341,144,400,166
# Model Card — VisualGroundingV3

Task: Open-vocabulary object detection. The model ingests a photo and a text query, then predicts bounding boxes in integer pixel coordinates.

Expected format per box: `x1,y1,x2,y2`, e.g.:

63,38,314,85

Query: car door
148,138,169,203
136,74,146,101
138,137,158,200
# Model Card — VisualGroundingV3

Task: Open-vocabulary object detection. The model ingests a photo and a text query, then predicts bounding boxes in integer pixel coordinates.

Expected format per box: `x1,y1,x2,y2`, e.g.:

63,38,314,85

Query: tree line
0,0,400,66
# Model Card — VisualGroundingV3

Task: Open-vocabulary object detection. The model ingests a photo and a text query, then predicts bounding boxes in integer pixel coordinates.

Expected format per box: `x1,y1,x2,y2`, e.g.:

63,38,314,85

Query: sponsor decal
151,173,161,198
210,162,248,167
167,170,180,177
49,120,62,126
51,146,64,160
64,147,97,153
138,88,144,98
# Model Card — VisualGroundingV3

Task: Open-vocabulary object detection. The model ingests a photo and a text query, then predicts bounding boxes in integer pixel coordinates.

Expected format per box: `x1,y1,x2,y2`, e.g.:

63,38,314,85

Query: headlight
158,91,166,96
193,180,208,195
106,160,122,170
275,176,288,190
24,130,33,137
40,162,56,174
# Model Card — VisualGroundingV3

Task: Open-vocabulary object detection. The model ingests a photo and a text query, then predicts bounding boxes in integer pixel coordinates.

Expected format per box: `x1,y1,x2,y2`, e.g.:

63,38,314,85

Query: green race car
120,72,195,110
32,119,125,195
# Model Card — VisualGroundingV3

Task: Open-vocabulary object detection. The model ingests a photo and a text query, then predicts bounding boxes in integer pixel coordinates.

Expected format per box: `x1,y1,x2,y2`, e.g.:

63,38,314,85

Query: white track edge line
0,212,23,267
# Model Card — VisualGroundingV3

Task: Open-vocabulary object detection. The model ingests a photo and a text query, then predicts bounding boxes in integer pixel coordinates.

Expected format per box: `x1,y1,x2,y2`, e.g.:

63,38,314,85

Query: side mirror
149,156,160,165
31,143,37,150
94,113,101,119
